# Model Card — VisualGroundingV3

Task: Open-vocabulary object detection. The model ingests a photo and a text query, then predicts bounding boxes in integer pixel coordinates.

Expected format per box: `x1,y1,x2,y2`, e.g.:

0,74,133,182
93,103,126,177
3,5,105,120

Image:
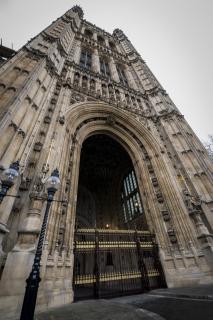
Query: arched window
100,58,110,77
108,84,114,95
82,76,88,89
137,99,143,109
101,83,107,96
84,29,93,39
131,96,136,107
73,72,80,86
115,89,120,101
97,35,105,45
79,49,92,69
90,79,96,92
121,170,143,222
116,65,128,86
125,94,130,104
109,41,115,51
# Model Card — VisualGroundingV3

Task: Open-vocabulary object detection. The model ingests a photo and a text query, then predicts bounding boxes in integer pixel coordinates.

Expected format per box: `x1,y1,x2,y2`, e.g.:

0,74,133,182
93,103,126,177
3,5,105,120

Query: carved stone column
0,180,20,269
125,66,138,90
92,48,100,73
109,57,120,82
0,191,45,301
73,41,81,64
105,37,109,47
93,32,97,42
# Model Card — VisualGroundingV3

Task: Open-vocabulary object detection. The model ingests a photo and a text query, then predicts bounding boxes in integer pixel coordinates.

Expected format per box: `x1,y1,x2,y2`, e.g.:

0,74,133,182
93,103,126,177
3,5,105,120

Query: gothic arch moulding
64,101,198,255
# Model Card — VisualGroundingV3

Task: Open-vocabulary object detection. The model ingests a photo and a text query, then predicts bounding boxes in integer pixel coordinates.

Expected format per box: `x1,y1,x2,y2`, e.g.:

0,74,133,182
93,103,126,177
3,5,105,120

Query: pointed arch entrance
76,134,147,230
73,133,166,299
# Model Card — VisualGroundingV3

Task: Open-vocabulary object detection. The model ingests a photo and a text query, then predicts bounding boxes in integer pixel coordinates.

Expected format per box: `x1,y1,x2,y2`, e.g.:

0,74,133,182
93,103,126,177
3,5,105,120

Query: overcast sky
0,0,212,142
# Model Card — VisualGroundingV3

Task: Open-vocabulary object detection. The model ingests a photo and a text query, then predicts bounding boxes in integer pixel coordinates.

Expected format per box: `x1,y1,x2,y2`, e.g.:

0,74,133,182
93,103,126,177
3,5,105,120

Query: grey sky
0,0,212,141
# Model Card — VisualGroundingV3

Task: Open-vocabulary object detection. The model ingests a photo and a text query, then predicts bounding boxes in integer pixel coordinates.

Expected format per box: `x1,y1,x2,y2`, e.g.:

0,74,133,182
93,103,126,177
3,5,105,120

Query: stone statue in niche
96,89,101,98
42,163,49,176
106,115,116,126
82,77,88,89
19,174,31,191
33,174,44,193
70,92,85,104
190,196,202,211
183,189,202,212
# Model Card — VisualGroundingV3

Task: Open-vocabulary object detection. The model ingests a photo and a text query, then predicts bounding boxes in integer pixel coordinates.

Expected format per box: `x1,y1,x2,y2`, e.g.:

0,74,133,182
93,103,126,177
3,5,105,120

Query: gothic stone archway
76,134,148,230
57,101,207,300
11,101,207,312
73,133,166,299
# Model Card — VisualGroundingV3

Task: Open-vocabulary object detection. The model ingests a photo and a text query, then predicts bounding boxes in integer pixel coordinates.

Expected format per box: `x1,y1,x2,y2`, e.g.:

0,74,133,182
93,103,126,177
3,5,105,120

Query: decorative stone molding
161,210,171,222
71,5,84,19
58,116,65,125
34,141,43,152
17,128,26,138
9,121,18,131
105,115,116,126
43,116,51,124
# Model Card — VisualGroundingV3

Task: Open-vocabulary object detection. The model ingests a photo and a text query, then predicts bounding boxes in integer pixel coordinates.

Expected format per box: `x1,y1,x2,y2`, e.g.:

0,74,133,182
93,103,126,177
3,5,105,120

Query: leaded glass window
116,65,128,86
121,170,143,222
100,58,110,77
79,49,92,69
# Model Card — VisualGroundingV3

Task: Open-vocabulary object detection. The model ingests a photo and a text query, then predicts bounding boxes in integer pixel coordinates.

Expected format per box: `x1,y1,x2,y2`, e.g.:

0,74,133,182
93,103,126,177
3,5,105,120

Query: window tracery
79,48,92,69
84,29,93,39
82,75,88,89
116,65,128,86
121,170,143,222
100,58,110,77
109,41,115,51
90,79,96,92
97,35,105,45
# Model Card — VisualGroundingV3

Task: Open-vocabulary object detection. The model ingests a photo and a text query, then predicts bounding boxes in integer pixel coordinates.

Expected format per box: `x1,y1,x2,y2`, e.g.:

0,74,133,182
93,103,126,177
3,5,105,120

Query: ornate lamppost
20,169,60,320
0,161,20,203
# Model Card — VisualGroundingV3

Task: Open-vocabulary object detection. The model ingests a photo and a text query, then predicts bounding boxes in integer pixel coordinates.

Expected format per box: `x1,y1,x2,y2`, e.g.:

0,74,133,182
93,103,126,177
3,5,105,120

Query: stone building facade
0,5,212,318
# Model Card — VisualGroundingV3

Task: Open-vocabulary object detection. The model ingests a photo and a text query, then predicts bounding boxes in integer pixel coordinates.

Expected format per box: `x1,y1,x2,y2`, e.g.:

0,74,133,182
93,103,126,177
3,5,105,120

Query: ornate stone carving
9,121,18,131
105,115,116,126
33,174,45,193
70,92,85,104
34,142,43,152
19,175,31,191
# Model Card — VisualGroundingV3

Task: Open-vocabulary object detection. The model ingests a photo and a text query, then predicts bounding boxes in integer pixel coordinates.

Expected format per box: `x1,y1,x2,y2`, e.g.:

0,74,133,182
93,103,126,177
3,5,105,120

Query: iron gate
73,229,166,300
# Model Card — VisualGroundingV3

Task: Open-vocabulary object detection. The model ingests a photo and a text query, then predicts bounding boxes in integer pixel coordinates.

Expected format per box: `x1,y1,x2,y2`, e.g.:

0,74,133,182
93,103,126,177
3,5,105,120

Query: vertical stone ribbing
0,4,212,318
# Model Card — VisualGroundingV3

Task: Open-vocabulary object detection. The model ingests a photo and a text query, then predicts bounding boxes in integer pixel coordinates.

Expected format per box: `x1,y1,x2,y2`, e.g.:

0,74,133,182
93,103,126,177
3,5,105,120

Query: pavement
35,299,164,320
35,285,213,320
149,284,213,300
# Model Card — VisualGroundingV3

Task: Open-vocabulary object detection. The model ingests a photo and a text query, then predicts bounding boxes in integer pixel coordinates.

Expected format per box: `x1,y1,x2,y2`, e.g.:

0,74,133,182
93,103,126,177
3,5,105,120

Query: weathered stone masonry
0,5,212,319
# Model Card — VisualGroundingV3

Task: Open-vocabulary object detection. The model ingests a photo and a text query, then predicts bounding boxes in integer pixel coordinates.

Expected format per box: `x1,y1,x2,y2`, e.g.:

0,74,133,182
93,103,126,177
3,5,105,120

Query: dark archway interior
76,134,147,230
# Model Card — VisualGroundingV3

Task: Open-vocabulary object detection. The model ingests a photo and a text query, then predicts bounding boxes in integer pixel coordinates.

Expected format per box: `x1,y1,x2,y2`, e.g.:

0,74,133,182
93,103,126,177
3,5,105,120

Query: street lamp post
0,161,20,203
20,169,60,320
